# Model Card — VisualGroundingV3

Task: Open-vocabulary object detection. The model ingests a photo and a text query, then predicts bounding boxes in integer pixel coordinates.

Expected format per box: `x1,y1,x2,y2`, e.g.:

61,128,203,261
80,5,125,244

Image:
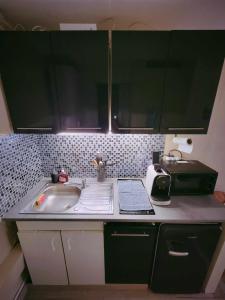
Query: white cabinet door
62,230,105,284
18,231,68,285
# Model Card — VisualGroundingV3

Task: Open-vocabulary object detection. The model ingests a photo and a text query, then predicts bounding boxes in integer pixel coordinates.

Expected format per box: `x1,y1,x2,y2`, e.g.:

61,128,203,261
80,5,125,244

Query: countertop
3,177,225,223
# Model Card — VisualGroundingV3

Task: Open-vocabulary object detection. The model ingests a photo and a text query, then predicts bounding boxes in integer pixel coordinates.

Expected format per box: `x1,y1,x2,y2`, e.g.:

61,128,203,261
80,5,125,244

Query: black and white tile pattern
38,134,165,178
0,133,165,216
0,134,43,216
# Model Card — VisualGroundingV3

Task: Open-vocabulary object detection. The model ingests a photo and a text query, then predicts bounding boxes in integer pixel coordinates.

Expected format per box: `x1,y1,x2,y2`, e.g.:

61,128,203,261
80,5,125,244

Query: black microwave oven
160,160,218,195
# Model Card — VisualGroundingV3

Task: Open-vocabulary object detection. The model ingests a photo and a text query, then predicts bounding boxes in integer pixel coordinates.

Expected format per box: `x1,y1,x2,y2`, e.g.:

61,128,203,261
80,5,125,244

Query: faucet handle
96,151,103,163
90,159,98,167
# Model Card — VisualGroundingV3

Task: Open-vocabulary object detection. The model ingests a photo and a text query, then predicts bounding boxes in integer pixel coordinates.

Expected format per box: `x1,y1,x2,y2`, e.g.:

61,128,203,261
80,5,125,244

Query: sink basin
20,180,113,215
21,183,81,214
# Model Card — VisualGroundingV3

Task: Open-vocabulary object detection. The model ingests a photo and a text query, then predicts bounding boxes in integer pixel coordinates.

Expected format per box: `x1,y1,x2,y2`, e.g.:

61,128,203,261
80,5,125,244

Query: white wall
0,79,12,135
0,220,25,300
164,62,225,191
1,0,225,30
0,220,17,264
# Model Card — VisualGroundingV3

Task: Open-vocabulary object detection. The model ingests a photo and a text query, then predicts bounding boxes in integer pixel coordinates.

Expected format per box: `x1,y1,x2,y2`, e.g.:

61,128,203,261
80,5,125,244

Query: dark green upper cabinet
111,31,170,133
51,31,108,133
0,32,56,133
160,31,225,134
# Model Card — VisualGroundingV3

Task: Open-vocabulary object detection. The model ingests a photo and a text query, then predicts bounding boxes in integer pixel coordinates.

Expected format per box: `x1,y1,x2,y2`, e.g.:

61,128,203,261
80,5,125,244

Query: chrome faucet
64,178,86,189
91,152,115,182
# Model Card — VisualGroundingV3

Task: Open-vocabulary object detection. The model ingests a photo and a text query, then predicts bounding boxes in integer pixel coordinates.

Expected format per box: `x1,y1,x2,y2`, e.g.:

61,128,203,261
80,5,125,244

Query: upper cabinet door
111,31,170,133
0,32,56,133
160,31,225,134
51,31,108,133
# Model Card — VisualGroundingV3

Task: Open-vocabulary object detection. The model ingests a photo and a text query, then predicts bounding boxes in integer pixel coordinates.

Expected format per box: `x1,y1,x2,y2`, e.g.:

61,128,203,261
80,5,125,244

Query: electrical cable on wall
31,25,46,31
97,17,116,30
0,10,46,31
14,24,25,31
127,21,150,30
160,149,183,162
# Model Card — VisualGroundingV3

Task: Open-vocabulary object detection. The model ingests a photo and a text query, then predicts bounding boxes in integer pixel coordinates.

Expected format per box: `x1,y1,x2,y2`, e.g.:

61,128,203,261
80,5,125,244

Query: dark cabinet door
112,31,170,133
151,224,221,293
51,31,108,133
160,31,225,134
104,223,158,283
0,32,56,133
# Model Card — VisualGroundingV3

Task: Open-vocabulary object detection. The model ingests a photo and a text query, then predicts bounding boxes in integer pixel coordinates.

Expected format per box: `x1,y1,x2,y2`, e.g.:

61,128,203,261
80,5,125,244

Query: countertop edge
3,177,225,223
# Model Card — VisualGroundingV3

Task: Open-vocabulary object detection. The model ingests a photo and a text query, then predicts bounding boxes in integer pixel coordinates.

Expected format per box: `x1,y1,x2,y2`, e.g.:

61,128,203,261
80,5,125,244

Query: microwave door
173,175,203,195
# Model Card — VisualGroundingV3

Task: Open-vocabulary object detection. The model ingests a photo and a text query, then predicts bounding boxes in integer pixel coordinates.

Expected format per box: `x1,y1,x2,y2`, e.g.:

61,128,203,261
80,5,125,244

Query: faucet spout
97,161,106,182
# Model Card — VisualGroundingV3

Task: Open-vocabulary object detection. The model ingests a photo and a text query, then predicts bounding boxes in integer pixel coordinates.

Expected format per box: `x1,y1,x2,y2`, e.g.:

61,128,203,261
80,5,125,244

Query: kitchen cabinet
104,223,158,283
14,219,224,290
111,31,170,133
51,31,108,133
151,223,221,293
112,30,225,134
160,31,225,134
17,221,104,285
0,32,56,133
62,230,105,284
17,231,68,285
1,30,225,134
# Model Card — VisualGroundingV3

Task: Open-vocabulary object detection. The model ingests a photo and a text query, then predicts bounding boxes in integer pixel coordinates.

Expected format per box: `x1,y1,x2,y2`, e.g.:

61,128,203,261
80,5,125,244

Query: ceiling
1,0,225,30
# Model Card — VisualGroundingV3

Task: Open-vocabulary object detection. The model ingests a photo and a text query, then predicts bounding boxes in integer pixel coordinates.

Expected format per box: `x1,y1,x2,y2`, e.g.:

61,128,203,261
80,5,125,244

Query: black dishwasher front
151,223,221,293
104,223,158,283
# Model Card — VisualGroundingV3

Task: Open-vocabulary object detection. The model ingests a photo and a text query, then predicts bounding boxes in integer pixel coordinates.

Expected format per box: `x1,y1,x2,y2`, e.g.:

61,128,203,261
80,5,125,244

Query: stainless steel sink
74,181,113,214
20,183,81,214
20,180,113,215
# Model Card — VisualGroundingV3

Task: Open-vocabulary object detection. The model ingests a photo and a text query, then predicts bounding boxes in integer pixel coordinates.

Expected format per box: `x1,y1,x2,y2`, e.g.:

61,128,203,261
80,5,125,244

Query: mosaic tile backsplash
0,134,43,217
39,134,165,178
0,133,165,216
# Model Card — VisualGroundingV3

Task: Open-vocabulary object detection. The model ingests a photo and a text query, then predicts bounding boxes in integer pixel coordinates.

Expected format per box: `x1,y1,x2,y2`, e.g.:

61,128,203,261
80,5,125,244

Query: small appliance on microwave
160,160,218,195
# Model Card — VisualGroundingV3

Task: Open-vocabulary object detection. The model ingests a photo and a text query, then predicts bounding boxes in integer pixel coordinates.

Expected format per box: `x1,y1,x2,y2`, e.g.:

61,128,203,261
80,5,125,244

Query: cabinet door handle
51,237,56,252
168,127,204,131
67,238,72,251
111,233,150,237
118,127,154,130
17,127,52,130
168,250,189,257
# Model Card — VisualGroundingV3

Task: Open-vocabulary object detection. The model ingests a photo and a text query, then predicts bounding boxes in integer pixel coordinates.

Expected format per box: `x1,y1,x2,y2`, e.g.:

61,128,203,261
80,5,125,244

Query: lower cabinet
17,221,221,290
104,223,158,283
61,231,105,284
18,231,68,285
150,223,222,293
17,222,105,285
